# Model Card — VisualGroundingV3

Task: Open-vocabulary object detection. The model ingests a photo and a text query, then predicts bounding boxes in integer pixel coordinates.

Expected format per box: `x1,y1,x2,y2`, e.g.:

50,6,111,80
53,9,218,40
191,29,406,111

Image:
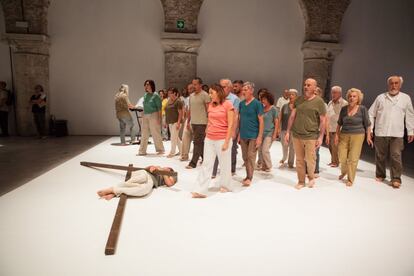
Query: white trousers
193,138,234,195
169,122,182,155
113,170,154,197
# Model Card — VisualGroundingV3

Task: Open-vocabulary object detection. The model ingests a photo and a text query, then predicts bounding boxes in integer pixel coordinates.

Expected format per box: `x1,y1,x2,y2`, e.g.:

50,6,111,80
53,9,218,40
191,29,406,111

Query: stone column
161,32,201,90
2,33,50,136
302,41,342,99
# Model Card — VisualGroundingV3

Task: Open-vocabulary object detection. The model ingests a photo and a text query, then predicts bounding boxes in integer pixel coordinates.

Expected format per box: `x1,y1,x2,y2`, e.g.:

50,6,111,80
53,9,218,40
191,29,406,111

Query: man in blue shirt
238,82,264,186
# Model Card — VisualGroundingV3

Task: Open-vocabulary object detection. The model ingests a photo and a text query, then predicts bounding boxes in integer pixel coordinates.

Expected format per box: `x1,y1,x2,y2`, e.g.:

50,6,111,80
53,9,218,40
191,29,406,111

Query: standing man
186,77,210,169
275,89,290,113
232,80,244,101
326,86,347,167
285,78,327,189
368,75,414,188
212,78,241,177
238,81,264,186
0,81,11,137
180,83,194,161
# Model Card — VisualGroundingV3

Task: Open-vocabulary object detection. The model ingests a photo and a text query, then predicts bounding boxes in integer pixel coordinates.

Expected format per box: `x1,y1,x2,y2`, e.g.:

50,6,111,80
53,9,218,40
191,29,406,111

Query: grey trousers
375,136,404,183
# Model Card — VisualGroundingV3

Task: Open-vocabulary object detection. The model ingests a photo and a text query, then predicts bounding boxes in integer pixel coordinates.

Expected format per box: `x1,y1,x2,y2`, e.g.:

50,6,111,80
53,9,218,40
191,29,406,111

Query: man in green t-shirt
285,78,326,189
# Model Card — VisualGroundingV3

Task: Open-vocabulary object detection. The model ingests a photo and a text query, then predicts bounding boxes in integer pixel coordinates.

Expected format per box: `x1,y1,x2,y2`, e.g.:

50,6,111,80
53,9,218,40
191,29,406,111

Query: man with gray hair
368,75,414,188
326,86,348,167
238,81,264,186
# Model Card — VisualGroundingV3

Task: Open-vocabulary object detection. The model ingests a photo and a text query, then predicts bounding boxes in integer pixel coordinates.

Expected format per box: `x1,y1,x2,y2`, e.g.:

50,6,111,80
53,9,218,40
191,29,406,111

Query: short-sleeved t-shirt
226,92,241,112
280,103,292,131
338,105,371,134
143,92,162,114
239,98,264,139
189,90,210,125
292,95,326,139
206,100,234,140
165,98,183,124
263,106,278,137
30,93,47,113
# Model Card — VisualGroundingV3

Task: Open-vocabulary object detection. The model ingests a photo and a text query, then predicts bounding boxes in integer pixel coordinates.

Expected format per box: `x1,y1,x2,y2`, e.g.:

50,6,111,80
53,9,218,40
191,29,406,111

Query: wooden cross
80,161,177,255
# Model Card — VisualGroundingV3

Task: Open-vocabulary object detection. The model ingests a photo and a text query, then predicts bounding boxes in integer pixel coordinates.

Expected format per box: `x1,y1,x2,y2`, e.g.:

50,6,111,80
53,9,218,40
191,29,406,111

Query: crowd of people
109,75,414,199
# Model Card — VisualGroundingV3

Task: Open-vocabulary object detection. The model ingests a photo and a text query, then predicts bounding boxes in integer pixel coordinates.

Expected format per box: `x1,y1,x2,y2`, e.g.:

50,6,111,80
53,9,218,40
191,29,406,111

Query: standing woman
258,91,279,172
29,84,47,138
278,89,297,168
165,88,184,158
192,84,235,198
138,80,165,155
160,89,169,141
335,88,373,186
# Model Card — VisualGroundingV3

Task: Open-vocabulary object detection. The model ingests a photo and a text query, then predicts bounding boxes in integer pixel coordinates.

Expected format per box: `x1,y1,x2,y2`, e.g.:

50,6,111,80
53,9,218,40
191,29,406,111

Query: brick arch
298,0,351,43
1,0,49,34
160,0,204,33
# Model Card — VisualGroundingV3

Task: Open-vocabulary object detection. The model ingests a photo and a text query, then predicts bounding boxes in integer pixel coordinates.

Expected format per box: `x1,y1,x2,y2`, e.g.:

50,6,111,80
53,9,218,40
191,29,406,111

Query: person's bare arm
256,115,264,148
272,116,279,140
177,106,183,130
316,114,326,148
222,109,234,151
284,109,297,144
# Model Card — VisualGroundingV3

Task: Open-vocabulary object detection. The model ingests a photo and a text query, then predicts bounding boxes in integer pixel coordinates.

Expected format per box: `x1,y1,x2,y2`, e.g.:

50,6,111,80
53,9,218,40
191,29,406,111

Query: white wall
332,0,414,106
49,0,164,135
0,7,11,85
197,0,305,97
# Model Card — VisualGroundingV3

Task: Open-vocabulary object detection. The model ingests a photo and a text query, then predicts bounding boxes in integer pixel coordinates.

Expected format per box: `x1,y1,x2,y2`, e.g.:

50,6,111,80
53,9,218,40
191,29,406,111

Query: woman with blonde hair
335,88,373,186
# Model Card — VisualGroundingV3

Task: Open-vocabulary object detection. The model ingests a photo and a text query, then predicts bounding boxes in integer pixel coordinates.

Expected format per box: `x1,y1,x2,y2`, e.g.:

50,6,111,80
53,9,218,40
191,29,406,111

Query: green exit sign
176,20,185,30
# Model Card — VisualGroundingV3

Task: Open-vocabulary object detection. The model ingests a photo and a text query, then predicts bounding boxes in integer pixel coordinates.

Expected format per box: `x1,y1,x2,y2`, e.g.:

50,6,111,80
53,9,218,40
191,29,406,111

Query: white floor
1,137,414,276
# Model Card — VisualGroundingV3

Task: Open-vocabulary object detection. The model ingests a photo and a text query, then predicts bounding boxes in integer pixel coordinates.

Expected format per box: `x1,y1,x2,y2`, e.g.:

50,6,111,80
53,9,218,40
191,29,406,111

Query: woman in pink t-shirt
192,84,235,198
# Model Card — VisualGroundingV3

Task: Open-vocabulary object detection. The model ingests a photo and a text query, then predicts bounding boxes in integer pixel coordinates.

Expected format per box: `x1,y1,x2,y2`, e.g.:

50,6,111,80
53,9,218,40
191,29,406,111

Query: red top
206,100,234,140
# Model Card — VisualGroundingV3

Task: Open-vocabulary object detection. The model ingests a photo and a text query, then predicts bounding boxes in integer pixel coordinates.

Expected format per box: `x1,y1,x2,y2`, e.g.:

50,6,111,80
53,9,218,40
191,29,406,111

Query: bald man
368,75,414,188
285,78,327,189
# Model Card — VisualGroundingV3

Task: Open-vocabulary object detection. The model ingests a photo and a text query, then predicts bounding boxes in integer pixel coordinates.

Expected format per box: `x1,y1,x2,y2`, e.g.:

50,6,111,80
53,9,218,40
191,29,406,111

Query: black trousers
33,112,46,136
0,111,8,136
188,124,207,168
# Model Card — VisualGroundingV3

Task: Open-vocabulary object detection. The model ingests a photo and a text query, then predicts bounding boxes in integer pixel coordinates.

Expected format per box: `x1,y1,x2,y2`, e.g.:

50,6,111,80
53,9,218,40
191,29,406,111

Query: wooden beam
80,161,177,176
104,164,133,255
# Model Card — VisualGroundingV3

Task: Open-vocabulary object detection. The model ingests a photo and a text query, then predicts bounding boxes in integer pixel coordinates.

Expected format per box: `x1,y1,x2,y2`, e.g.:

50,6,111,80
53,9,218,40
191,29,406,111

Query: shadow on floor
0,135,109,196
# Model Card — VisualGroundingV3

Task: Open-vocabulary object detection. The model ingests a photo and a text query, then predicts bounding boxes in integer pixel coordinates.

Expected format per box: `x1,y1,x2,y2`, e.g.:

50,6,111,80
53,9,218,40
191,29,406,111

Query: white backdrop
197,0,305,97
48,0,165,135
332,0,414,106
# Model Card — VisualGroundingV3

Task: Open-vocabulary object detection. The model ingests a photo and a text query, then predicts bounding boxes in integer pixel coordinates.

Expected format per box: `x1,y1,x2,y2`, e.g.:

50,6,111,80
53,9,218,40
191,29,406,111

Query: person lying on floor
97,166,177,200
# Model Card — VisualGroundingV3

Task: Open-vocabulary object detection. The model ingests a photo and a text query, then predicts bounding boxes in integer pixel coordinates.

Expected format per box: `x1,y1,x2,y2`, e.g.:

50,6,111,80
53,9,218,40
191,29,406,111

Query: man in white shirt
275,89,290,113
368,76,414,188
326,86,348,167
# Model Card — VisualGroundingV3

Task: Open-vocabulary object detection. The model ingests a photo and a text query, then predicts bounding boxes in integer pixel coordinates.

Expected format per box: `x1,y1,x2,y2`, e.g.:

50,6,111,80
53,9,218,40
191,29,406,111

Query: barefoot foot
219,187,230,193
191,192,207,198
295,183,305,190
242,178,251,186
